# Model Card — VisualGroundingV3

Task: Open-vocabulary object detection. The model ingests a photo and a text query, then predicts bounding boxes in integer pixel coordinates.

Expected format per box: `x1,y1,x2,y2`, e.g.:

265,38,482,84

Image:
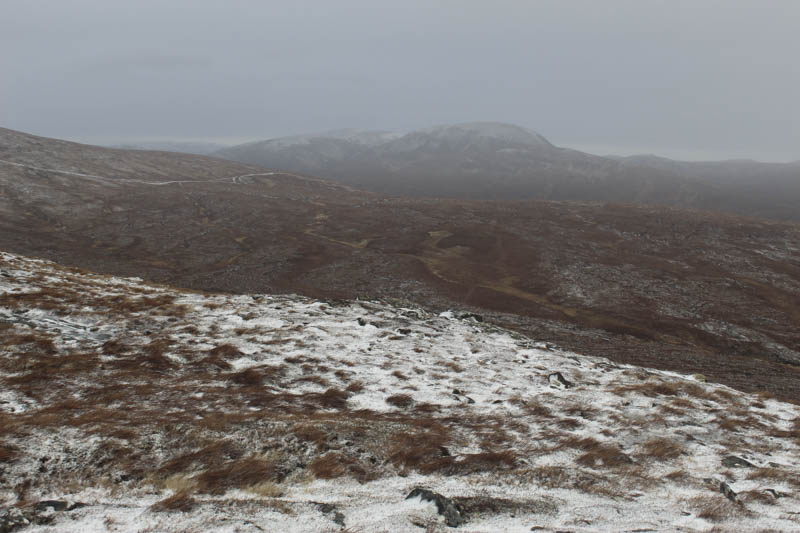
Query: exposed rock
406,488,465,528
317,503,346,527
721,455,754,468
720,481,737,503
452,389,475,404
33,500,68,513
547,372,573,389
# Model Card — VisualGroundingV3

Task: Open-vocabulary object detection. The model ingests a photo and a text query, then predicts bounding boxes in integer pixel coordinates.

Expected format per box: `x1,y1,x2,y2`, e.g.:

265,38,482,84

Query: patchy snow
1,250,799,532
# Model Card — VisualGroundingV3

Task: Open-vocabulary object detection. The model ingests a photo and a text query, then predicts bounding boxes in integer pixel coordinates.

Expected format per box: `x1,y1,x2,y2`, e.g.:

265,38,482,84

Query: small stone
764,488,785,499
721,455,754,468
547,372,573,389
720,481,737,502
33,501,68,513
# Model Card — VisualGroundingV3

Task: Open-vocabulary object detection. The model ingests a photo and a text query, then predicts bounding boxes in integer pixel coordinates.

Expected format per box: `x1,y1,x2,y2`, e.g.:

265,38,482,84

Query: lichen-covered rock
406,488,465,527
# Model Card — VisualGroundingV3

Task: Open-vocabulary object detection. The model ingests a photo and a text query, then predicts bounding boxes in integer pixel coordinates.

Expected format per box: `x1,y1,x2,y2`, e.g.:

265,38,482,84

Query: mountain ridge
215,122,800,221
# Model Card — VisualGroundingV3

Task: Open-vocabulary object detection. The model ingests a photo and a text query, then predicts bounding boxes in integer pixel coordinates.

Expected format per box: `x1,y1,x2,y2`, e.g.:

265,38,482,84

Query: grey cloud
1,0,798,161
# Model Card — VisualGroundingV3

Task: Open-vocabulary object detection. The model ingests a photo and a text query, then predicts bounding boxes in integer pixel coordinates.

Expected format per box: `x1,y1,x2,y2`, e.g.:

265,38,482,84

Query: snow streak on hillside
0,251,798,532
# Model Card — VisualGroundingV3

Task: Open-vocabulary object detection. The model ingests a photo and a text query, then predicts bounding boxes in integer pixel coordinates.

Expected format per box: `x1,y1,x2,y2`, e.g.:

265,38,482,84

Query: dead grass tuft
150,491,198,513
715,415,767,433
639,438,685,461
293,424,328,446
345,381,365,393
613,380,715,401
576,445,633,469
0,444,19,463
523,401,554,418
387,424,451,473
195,457,276,495
208,343,241,358
437,360,464,373
314,388,351,409
386,394,414,408
229,368,266,386
685,495,747,522
421,450,518,476
246,481,284,498
738,490,777,505
745,467,800,488
454,495,558,517
664,469,691,484
308,452,349,479
101,339,128,355
555,436,601,451
308,452,378,483
158,440,244,477
391,370,408,381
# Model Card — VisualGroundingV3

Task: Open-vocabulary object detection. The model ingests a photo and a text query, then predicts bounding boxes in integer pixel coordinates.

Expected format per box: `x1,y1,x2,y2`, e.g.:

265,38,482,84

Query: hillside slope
1,251,799,532
1,127,800,403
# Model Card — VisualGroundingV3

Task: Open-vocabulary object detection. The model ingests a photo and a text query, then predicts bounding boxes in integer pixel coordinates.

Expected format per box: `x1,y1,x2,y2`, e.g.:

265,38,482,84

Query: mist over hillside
216,122,800,221
110,141,228,156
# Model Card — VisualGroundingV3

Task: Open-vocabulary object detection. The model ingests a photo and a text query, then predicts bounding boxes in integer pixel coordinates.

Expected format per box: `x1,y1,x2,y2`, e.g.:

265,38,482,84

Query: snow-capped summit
396,121,554,150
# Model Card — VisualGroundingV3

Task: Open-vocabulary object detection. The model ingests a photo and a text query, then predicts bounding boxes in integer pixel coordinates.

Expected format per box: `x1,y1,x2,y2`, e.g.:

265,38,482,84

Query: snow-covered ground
0,251,798,532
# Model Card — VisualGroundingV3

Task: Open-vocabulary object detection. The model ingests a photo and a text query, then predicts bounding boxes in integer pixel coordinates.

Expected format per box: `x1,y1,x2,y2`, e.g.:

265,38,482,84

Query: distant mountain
110,140,227,156
216,122,800,221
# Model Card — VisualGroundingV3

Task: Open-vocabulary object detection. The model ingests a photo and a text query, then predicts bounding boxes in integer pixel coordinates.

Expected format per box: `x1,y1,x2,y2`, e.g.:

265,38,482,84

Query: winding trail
0,158,289,186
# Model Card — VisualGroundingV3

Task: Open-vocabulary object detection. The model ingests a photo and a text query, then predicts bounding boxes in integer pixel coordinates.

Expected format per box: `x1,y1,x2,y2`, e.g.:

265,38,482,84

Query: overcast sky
2,0,798,161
